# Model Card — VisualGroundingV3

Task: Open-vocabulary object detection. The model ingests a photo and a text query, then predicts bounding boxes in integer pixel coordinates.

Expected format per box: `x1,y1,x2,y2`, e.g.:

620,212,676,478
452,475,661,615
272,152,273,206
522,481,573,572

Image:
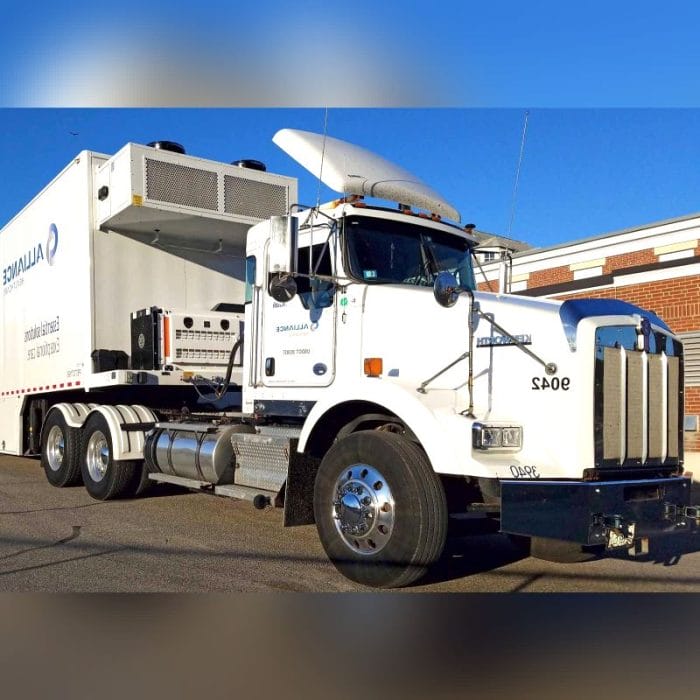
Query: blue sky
3,4,700,248
2,109,700,249
2,2,700,107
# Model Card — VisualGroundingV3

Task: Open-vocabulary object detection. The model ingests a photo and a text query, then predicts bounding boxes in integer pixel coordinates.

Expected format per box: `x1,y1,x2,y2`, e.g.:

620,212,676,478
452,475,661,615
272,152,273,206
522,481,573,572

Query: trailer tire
80,413,138,501
529,536,605,563
313,430,447,588
41,411,83,487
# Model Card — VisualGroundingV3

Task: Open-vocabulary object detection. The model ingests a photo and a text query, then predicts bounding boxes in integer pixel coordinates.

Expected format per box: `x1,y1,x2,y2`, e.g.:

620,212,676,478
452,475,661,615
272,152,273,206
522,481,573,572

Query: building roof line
511,210,700,259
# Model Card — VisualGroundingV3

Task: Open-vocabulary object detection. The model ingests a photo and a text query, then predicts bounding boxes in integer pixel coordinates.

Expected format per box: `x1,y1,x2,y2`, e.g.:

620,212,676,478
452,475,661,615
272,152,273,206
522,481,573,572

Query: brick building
476,213,700,474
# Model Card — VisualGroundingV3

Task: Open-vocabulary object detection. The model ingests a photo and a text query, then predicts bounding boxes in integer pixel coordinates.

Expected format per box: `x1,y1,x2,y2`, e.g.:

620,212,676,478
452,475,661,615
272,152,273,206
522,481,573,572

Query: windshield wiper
407,239,439,286
421,238,439,277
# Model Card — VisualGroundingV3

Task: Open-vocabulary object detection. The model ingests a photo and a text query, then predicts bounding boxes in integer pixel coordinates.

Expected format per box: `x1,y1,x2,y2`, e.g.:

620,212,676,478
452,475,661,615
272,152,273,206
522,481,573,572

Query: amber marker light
364,357,383,377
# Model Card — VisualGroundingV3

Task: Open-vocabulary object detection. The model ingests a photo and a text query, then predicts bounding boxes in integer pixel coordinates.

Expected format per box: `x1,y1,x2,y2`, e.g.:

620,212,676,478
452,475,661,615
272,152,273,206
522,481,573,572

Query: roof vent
147,141,186,154
231,159,266,172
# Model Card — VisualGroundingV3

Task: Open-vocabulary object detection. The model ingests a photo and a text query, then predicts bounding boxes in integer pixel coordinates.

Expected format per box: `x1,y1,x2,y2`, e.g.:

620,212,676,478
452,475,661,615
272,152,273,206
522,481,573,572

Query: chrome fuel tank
145,423,255,484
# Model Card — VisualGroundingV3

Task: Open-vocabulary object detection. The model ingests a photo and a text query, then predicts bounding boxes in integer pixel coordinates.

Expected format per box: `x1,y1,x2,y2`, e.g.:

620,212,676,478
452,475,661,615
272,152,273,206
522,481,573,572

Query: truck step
231,433,295,492
255,426,302,439
148,473,214,490
147,472,277,507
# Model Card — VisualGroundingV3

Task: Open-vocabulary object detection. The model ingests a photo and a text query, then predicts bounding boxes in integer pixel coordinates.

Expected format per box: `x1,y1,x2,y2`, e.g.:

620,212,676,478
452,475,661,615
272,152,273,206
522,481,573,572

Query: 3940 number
510,465,540,479
531,376,570,391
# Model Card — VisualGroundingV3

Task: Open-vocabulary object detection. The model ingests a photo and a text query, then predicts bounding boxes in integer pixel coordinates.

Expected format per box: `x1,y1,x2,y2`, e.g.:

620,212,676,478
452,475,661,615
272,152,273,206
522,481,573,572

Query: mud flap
283,444,320,527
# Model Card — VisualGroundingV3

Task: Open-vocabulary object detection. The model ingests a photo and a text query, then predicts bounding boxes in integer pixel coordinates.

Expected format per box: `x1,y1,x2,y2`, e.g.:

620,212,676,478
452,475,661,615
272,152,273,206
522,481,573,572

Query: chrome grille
648,354,664,459
626,352,645,460
668,357,680,459
595,325,683,468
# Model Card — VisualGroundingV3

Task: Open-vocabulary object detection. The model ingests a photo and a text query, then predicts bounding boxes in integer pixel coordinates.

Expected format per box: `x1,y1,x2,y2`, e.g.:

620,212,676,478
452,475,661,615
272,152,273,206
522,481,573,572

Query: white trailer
1,130,697,587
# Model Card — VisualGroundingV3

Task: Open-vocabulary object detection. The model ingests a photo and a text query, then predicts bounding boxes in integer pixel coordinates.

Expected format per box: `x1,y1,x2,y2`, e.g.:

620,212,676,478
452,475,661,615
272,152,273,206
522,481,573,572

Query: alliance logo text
2,223,59,287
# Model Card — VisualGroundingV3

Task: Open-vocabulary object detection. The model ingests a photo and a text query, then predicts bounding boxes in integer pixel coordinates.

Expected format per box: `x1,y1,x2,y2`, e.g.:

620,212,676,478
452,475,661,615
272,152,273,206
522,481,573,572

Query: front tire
41,410,82,487
80,413,138,501
314,431,447,588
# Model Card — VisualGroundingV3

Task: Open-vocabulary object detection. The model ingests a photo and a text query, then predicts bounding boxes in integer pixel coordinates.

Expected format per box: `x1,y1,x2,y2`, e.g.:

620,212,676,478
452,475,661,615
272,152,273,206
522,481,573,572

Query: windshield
344,216,475,289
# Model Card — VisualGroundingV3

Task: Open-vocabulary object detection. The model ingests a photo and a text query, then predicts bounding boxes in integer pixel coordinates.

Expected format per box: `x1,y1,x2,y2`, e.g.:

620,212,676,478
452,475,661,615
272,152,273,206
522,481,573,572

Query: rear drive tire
80,413,138,501
314,430,447,588
41,410,82,487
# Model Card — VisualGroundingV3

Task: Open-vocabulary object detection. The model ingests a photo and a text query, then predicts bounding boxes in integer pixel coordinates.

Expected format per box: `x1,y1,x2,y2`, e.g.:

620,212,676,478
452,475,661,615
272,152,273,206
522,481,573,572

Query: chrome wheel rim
86,430,110,482
332,463,395,555
46,425,65,472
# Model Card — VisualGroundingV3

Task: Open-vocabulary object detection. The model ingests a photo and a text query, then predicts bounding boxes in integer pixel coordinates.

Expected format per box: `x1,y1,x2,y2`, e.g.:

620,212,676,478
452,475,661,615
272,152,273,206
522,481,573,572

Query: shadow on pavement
137,483,191,499
418,516,527,586
607,531,700,566
420,508,700,587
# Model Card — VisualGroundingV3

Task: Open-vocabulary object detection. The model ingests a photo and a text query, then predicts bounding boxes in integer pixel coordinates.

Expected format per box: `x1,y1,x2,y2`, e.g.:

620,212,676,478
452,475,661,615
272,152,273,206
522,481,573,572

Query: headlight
473,423,522,450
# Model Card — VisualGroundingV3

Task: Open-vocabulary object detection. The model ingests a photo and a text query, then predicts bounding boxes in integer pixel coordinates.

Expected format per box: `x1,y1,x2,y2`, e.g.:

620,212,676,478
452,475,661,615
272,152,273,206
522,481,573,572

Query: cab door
259,240,336,387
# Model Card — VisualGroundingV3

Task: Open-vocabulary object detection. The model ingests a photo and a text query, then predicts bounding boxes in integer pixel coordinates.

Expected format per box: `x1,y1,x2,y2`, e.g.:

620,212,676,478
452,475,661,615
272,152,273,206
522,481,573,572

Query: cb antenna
315,107,329,210
306,107,330,277
507,110,529,238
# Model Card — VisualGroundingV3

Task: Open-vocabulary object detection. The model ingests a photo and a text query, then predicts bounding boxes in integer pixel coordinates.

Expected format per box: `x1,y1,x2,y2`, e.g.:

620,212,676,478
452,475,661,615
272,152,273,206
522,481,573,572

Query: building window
680,331,700,387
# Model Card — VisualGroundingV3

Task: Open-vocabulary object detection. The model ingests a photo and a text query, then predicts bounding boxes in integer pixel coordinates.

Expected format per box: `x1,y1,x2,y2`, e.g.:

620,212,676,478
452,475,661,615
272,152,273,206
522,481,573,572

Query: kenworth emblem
476,334,532,347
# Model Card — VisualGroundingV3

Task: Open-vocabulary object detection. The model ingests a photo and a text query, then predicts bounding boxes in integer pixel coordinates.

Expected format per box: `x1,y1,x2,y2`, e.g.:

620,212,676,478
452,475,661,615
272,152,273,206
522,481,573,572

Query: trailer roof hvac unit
96,142,297,268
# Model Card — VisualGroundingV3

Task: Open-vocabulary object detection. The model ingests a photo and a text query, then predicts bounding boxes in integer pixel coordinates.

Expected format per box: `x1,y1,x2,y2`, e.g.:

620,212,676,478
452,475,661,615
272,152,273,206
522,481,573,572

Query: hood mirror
269,273,298,303
433,271,460,308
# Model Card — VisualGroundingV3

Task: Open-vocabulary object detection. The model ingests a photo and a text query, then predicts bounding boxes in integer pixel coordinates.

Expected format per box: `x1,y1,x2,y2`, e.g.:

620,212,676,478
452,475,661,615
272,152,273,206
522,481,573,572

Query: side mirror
268,215,298,275
269,273,298,303
433,271,460,308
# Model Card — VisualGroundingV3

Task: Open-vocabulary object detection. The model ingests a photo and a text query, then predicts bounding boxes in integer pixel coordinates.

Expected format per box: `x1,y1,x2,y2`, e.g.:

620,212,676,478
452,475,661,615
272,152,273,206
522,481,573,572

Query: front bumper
500,476,698,548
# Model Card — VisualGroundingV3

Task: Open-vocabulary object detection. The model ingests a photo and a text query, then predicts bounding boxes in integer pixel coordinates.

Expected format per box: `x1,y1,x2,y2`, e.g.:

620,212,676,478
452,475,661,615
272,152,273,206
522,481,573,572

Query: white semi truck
0,129,697,587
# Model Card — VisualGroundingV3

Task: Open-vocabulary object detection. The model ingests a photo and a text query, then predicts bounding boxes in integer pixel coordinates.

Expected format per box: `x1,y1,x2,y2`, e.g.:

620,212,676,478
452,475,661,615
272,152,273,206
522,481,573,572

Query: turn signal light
364,357,383,377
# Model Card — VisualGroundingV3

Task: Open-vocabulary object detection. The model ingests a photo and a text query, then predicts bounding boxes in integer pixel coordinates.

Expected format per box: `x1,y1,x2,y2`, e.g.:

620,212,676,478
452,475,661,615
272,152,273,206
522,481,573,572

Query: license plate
606,522,636,549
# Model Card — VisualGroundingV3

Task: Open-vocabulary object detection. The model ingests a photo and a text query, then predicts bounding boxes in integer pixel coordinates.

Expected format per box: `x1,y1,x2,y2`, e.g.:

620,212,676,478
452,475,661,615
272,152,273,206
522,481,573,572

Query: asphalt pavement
0,454,698,592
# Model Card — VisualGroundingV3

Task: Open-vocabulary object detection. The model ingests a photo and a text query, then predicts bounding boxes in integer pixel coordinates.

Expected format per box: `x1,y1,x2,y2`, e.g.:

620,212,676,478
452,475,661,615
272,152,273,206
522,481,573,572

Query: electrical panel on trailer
130,308,243,371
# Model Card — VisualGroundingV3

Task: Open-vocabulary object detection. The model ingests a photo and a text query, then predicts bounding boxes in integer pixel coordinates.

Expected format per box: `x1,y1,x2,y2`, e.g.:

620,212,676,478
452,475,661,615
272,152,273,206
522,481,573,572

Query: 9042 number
531,376,570,391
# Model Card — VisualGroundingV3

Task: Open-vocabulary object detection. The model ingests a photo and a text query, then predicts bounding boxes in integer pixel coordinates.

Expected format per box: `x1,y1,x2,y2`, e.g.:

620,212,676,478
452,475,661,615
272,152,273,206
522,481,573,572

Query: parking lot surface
0,455,698,592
